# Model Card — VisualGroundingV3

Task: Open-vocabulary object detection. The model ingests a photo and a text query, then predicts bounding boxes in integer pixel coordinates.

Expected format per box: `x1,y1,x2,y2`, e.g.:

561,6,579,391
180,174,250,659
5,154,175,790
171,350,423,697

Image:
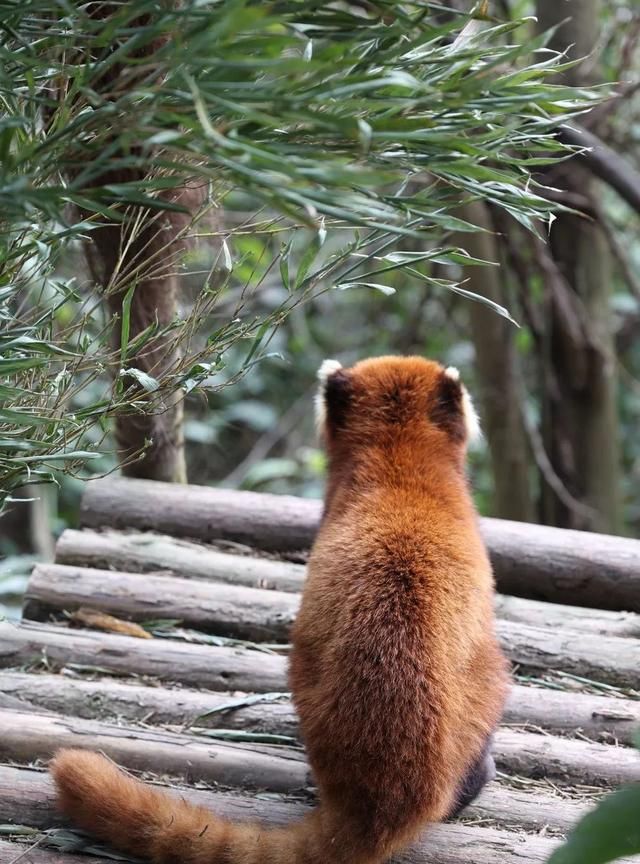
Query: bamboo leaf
119,368,161,393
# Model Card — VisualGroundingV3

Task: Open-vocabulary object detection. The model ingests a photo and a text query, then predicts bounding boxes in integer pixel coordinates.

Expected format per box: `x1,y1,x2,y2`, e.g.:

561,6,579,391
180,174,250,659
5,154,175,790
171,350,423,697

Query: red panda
51,355,510,864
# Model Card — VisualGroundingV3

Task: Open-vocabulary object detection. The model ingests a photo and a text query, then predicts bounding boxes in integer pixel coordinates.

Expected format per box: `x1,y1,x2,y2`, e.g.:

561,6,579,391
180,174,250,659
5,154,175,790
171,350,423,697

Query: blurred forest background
1,0,639,618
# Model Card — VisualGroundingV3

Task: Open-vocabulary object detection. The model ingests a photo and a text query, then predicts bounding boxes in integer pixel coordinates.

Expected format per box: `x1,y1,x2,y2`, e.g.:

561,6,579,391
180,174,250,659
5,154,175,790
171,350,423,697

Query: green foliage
0,0,600,503
1,0,594,230
549,787,640,864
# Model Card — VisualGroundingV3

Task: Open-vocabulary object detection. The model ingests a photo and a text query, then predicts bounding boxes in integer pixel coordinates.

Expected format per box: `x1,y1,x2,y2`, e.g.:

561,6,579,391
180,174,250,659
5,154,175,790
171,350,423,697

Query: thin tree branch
519,393,597,524
559,123,640,215
596,209,640,303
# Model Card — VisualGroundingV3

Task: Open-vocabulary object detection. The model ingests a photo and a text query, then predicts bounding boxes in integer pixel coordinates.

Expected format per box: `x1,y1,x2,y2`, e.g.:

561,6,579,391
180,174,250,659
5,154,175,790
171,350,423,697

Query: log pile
1,477,639,864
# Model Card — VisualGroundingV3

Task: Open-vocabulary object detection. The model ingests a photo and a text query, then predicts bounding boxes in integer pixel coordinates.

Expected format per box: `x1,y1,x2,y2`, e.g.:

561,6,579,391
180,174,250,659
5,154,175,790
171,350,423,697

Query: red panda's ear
430,367,481,444
315,360,351,436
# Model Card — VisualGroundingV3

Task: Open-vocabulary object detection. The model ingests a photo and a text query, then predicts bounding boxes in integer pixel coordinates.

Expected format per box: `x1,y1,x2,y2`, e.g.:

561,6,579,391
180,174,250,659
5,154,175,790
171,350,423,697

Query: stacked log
1,478,639,864
79,478,640,610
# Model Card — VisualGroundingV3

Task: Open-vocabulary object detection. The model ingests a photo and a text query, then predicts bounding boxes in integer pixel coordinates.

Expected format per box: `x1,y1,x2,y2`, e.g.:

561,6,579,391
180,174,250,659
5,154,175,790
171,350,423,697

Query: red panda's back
291,485,508,842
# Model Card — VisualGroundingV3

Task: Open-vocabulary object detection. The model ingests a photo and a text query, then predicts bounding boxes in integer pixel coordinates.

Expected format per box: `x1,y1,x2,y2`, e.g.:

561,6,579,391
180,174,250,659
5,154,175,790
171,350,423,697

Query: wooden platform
1,477,640,863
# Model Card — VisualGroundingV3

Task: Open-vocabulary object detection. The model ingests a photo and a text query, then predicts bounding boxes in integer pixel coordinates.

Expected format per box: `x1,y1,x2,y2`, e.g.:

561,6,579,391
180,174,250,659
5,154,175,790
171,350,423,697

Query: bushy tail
50,749,388,864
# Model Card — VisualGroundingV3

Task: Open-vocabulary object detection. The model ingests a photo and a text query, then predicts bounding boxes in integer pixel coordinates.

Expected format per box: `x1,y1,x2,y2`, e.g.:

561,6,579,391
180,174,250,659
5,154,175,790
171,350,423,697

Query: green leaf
119,283,136,366
194,728,299,746
195,692,290,722
119,368,161,392
0,0,604,505
337,281,396,296
547,786,640,864
18,451,99,463
294,229,326,291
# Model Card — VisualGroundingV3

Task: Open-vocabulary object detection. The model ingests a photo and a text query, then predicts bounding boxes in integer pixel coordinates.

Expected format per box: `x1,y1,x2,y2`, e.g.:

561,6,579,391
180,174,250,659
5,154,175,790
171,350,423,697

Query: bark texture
455,200,533,522
0,707,636,800
70,6,205,482
2,671,639,745
78,479,640,611
0,620,288,692
536,0,621,532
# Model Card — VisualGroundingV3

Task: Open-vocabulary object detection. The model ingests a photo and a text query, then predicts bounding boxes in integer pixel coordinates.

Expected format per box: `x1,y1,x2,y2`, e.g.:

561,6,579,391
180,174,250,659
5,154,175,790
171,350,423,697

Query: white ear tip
461,386,482,443
444,366,481,443
444,365,460,381
315,359,342,436
317,359,342,384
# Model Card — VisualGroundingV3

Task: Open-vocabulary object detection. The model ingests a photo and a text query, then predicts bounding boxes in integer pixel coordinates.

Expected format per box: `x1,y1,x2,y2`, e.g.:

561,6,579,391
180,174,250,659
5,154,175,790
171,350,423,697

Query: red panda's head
315,356,480,458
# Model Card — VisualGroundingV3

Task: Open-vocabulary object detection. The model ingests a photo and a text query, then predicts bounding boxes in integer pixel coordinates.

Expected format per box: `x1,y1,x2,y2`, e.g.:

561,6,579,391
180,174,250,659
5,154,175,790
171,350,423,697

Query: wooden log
494,728,640,787
0,843,109,864
56,528,306,592
494,594,640,639
1,703,637,790
496,619,640,689
504,685,640,745
0,765,595,847
4,615,640,712
79,477,640,612
463,784,591,834
0,830,566,864
0,672,298,737
0,784,593,864
0,708,310,793
0,690,51,715
28,564,637,643
0,620,288,692
56,528,640,638
2,671,639,746
24,564,299,642
80,478,320,553
22,567,640,688
481,519,640,613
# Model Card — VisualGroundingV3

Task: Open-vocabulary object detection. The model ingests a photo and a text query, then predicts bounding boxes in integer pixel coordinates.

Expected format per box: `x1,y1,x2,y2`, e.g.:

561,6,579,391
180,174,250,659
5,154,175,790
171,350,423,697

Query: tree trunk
74,5,201,483
536,0,621,532
455,201,534,522
0,485,53,559
89,222,188,483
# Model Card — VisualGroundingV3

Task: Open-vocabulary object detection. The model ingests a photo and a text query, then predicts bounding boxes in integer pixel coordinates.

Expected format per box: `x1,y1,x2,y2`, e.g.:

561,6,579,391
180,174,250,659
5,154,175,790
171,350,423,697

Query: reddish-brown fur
51,356,510,864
